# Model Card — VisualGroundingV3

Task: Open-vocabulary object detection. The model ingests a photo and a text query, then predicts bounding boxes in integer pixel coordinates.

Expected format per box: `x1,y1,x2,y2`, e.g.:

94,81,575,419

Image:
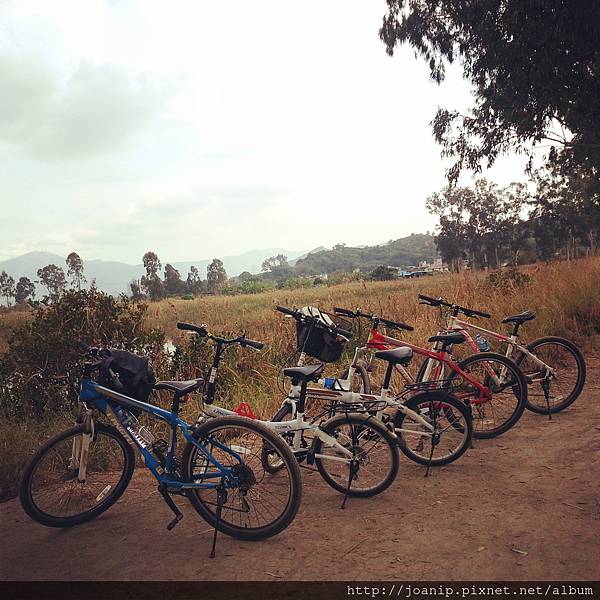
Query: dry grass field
1,258,599,581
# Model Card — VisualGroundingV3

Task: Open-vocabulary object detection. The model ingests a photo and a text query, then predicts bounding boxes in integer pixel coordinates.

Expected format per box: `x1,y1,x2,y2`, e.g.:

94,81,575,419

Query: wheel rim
454,358,523,434
187,423,295,532
520,342,580,410
28,429,128,521
318,421,395,493
401,400,469,462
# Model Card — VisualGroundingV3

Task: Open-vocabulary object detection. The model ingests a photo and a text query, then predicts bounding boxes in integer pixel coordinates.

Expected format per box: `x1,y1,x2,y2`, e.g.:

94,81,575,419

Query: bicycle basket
296,306,349,363
98,349,156,414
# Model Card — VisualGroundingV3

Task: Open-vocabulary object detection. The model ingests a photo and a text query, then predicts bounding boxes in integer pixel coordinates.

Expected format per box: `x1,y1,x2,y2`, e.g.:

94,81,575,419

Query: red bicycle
334,307,528,439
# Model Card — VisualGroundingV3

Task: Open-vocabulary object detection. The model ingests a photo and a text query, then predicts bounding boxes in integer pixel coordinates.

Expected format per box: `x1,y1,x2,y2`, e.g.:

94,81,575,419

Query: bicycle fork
69,410,94,483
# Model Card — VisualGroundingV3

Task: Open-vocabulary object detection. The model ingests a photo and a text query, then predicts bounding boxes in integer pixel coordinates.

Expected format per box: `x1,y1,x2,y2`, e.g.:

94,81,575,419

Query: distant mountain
0,248,307,296
288,246,327,267
293,234,438,275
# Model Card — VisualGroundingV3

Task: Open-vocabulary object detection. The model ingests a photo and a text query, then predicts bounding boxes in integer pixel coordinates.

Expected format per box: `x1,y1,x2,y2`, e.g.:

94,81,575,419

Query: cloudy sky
0,0,530,264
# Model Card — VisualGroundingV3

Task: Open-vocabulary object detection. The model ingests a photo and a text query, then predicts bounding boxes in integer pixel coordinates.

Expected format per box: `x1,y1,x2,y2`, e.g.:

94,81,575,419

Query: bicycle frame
365,329,492,405
445,315,555,383
76,377,243,491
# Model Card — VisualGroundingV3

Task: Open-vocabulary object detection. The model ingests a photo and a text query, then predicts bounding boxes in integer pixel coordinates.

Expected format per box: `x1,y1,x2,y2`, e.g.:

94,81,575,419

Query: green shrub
0,289,164,419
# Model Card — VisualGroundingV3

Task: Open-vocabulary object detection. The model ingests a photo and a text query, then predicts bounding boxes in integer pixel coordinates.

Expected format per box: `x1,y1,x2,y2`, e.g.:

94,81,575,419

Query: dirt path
2,358,600,582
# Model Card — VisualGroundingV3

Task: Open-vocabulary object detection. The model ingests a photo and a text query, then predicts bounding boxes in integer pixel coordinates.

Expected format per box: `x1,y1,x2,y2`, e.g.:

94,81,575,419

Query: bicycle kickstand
542,379,553,421
340,461,358,510
210,484,227,559
158,485,183,530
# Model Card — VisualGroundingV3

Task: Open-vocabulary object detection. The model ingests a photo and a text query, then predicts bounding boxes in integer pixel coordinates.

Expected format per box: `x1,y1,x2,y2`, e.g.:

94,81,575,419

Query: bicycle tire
445,352,528,439
19,423,135,528
394,391,473,466
182,416,302,541
515,336,586,414
314,412,399,497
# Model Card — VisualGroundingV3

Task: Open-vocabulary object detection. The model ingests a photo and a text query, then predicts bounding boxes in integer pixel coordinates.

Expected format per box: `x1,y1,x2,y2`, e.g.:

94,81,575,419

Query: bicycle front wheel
515,336,586,414
394,392,473,466
19,423,135,527
339,364,371,393
182,416,302,541
314,413,399,497
446,352,528,439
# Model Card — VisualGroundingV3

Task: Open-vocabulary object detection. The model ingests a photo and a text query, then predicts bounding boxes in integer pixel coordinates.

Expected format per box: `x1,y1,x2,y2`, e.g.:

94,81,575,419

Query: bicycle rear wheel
19,423,135,527
515,336,586,414
394,392,472,466
446,353,528,439
182,416,302,541
314,413,399,497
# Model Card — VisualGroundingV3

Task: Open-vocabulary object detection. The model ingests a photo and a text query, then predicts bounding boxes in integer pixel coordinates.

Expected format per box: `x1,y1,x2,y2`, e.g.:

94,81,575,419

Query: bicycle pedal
166,514,183,531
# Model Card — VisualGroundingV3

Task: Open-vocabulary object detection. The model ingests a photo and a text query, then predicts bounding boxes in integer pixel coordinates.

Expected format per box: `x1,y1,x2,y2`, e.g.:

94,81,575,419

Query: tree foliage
36,264,67,299
66,252,86,291
207,258,228,294
380,1,600,180
15,277,35,304
0,271,15,306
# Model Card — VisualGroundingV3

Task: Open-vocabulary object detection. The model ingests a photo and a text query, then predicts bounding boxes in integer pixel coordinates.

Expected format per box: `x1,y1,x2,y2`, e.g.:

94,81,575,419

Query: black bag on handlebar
295,306,348,363
98,349,156,414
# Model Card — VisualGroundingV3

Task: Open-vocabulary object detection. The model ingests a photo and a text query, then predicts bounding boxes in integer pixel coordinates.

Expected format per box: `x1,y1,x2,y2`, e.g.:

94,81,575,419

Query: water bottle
323,377,336,390
476,334,491,352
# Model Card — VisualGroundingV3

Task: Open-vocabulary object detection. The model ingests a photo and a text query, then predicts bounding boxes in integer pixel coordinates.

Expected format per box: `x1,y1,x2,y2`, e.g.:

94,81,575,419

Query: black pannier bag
98,349,156,414
295,306,349,363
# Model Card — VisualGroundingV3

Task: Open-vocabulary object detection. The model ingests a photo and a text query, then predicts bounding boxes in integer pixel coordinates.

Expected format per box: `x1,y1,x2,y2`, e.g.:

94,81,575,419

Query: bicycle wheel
446,352,528,439
260,399,330,473
182,416,302,541
394,392,472,466
19,423,135,527
339,364,371,393
515,336,586,414
314,413,399,497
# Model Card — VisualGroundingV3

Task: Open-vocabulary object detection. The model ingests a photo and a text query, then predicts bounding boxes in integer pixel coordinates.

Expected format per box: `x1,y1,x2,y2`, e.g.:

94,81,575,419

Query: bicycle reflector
234,401,256,419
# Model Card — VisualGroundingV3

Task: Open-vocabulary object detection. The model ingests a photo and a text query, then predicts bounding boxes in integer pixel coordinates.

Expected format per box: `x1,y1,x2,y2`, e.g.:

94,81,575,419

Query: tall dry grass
1,257,598,500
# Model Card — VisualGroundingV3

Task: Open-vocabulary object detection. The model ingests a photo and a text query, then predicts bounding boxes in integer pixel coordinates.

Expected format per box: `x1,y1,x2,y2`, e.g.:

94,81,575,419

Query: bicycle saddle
283,364,325,384
501,311,536,324
154,378,204,396
374,347,413,366
428,333,466,346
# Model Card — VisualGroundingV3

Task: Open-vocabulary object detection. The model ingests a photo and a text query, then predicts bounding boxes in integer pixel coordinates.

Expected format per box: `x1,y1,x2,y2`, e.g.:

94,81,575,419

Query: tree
380,1,600,180
129,279,144,301
36,264,66,299
15,277,35,304
186,266,205,295
261,254,292,281
163,264,184,296
370,265,397,281
207,259,228,294
66,252,86,290
141,251,164,301
0,271,15,306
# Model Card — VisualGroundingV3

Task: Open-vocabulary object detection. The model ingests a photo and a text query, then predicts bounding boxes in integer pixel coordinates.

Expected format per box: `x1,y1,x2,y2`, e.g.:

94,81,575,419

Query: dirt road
2,357,599,581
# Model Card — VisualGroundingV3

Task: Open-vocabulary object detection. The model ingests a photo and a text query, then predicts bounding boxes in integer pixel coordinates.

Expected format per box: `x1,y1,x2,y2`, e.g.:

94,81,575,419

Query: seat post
297,380,308,414
382,363,394,390
171,392,183,415
512,322,521,337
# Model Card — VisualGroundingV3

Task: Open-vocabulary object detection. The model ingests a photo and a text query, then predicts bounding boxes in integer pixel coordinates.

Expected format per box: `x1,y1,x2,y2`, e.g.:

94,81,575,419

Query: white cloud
0,0,531,263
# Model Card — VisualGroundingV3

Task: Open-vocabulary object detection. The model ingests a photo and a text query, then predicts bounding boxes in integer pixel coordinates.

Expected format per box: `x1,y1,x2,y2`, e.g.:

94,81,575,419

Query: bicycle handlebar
333,306,414,332
276,305,353,339
177,322,264,350
417,295,491,319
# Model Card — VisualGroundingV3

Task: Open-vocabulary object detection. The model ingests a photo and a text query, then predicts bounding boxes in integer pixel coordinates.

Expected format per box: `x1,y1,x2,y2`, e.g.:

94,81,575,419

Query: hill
0,248,307,296
293,234,437,275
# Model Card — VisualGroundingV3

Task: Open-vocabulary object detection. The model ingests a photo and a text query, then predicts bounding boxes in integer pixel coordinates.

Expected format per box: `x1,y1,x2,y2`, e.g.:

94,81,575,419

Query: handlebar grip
381,317,414,332
466,308,491,319
333,327,353,339
275,305,297,317
333,307,355,317
242,339,264,350
177,322,208,335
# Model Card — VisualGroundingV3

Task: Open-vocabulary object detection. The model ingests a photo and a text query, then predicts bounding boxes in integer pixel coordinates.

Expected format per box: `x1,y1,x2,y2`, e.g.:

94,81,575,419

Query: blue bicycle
19,345,302,556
